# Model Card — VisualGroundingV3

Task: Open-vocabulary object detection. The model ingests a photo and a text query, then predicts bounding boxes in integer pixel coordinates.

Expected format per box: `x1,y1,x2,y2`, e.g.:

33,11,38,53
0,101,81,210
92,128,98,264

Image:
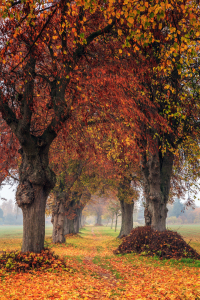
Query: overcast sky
0,182,17,205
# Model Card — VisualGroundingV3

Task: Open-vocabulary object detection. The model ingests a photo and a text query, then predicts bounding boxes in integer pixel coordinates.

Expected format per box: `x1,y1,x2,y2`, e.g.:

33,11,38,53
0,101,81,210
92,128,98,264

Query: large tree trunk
74,207,83,232
141,149,174,231
63,195,82,235
16,148,56,253
64,217,75,234
73,212,79,233
118,199,134,238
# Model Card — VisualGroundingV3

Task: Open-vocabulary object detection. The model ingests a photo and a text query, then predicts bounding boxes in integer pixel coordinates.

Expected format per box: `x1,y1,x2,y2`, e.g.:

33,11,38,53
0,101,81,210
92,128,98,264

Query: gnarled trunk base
141,149,173,232
16,147,56,253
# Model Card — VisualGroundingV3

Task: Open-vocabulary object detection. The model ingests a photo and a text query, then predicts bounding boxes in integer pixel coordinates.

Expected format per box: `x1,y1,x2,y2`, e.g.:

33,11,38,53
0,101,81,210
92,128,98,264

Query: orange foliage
0,227,200,299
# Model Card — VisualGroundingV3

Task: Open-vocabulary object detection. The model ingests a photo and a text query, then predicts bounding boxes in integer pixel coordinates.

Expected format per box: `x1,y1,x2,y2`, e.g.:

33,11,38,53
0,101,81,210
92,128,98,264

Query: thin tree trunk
115,213,118,232
111,215,114,229
79,209,83,229
118,199,134,238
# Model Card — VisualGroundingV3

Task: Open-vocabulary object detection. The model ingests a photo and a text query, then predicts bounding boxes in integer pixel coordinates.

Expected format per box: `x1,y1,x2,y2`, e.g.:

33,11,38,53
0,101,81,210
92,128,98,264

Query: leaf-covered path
0,226,200,299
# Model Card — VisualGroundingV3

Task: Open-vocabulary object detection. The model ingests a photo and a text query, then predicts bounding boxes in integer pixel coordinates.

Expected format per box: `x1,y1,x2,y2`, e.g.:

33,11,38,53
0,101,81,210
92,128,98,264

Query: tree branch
0,90,19,134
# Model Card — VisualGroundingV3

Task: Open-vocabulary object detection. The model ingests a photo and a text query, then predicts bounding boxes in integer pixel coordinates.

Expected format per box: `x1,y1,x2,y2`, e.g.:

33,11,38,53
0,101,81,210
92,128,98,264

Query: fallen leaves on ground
0,226,200,299
0,248,70,273
114,226,200,259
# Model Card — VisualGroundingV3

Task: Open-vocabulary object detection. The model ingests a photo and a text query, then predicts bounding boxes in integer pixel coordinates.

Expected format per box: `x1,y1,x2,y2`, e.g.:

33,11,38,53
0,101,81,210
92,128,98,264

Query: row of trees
0,0,200,252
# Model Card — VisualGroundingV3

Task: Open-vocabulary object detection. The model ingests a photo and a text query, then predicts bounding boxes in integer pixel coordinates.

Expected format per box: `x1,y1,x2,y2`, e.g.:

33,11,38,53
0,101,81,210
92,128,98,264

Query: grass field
0,225,200,299
0,225,53,251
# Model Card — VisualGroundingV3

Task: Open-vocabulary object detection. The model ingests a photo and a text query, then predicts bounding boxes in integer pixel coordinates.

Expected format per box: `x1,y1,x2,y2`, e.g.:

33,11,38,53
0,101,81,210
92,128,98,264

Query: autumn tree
49,160,84,243
123,1,200,232
0,0,118,252
85,0,200,231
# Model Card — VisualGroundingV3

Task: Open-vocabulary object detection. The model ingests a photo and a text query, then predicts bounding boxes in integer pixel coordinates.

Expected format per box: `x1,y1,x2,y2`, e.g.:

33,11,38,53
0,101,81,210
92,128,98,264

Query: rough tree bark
118,199,134,238
51,162,84,242
52,194,78,239
117,176,134,238
64,217,76,234
51,193,67,243
16,146,56,252
63,206,82,234
64,191,82,235
141,148,174,231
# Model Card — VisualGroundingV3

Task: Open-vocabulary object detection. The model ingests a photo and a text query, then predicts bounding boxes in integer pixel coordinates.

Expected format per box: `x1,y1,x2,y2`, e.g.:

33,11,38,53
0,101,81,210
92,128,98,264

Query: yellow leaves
127,17,134,24
116,11,120,19
108,19,112,24
118,29,122,36
164,84,170,90
119,49,122,54
1,226,200,299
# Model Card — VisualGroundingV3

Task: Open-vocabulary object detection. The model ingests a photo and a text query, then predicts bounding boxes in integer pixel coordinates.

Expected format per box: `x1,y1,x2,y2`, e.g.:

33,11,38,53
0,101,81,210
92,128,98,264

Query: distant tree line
0,200,23,225
167,199,200,224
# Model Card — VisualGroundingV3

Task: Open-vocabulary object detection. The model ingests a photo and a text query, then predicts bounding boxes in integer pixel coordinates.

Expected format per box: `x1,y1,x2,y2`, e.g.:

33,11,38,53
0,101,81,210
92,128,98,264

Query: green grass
0,225,53,251
167,224,200,237
0,225,23,239
1,223,200,262
0,225,53,239
90,226,120,238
